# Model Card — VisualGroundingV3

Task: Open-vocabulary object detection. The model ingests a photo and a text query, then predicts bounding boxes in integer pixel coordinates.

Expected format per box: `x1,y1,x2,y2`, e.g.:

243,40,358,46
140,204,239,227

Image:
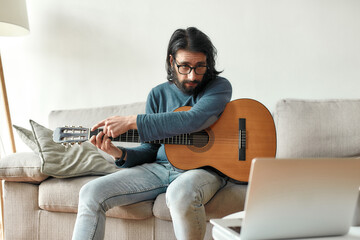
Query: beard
172,67,208,95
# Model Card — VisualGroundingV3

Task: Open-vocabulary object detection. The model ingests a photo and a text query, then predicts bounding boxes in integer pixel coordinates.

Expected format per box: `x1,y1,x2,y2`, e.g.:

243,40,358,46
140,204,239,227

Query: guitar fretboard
90,129,204,145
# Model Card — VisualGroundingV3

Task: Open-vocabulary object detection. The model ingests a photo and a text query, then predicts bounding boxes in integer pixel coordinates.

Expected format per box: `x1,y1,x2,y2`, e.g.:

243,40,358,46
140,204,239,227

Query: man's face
170,49,207,95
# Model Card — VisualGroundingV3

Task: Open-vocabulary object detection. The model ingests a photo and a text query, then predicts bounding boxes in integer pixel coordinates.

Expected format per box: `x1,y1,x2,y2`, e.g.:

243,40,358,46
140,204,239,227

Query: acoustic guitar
53,99,276,182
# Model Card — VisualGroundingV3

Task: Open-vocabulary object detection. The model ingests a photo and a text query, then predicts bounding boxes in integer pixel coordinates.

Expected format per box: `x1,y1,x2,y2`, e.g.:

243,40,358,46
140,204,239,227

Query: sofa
0,99,359,240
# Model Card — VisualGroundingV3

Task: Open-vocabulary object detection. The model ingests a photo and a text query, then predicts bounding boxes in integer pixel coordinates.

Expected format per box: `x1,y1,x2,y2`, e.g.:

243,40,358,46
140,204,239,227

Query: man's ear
169,55,174,66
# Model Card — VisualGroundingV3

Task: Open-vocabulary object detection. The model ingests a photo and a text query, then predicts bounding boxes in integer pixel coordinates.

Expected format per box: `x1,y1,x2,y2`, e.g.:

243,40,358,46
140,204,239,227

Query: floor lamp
0,0,30,239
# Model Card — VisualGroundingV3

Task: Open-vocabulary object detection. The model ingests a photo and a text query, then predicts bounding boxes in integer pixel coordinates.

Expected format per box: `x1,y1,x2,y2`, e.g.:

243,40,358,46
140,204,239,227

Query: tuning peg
76,142,82,145
62,143,69,148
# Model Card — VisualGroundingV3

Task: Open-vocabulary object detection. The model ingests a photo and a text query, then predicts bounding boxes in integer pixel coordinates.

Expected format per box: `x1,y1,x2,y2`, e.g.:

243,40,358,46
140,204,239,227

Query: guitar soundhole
191,130,209,148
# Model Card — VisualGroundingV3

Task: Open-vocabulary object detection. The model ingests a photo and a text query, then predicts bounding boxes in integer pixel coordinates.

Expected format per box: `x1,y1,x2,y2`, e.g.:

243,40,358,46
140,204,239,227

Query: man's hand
90,115,137,159
91,115,137,138
89,132,123,159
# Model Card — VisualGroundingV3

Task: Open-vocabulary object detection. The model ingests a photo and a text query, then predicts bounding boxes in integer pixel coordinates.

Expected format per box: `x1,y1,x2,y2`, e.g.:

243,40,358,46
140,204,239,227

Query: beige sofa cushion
275,99,360,158
48,102,146,130
0,152,48,183
39,176,153,220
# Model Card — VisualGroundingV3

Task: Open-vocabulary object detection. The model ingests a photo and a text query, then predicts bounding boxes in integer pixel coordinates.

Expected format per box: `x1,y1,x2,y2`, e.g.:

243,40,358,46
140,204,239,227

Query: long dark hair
166,27,222,83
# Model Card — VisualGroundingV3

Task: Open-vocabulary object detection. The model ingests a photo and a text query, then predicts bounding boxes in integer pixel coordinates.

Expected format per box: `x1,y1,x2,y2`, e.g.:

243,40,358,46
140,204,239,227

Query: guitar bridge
239,118,246,161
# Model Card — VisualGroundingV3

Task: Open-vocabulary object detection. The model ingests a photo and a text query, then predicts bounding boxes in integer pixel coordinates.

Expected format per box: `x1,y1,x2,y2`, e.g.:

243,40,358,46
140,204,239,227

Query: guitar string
114,134,241,143
67,129,244,144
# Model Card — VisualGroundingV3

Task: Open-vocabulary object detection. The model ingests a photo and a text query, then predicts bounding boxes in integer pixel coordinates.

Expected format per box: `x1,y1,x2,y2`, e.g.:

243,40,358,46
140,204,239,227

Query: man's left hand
91,115,137,138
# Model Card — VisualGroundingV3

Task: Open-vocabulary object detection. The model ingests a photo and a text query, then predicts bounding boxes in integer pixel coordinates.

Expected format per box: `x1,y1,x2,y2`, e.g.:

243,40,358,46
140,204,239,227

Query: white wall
1,0,360,153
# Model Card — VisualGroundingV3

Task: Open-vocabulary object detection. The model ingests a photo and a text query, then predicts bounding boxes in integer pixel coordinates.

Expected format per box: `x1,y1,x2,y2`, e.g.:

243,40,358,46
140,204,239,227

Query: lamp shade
0,0,29,36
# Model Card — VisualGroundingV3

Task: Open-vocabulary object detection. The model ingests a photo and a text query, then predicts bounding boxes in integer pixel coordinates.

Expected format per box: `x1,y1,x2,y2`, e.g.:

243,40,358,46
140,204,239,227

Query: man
72,27,232,240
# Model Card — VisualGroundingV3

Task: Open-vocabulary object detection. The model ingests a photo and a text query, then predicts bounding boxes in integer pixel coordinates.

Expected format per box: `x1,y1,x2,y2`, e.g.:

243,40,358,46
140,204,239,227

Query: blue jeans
72,162,226,240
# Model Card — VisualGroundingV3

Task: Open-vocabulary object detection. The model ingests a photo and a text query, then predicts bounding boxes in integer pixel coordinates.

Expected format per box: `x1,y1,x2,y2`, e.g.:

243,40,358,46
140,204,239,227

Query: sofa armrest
0,152,48,183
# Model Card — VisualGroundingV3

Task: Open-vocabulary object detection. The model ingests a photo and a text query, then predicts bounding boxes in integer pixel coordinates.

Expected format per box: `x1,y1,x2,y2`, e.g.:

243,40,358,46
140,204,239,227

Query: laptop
210,158,360,240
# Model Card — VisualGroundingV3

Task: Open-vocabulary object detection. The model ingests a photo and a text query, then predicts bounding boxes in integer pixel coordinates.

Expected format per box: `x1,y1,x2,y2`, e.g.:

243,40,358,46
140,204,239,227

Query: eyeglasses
174,59,208,75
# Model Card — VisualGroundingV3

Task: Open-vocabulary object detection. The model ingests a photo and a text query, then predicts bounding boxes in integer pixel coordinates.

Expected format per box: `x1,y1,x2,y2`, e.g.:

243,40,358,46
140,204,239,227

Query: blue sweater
120,76,232,168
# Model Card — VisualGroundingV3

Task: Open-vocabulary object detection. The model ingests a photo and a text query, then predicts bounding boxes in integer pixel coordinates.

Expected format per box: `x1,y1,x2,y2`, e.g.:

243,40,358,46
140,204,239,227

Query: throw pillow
15,120,119,178
13,124,38,152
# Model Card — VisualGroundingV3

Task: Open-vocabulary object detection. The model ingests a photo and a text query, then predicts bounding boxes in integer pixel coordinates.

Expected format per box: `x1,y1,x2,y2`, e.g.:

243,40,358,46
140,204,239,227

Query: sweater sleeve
117,143,160,168
115,95,161,168
137,77,232,142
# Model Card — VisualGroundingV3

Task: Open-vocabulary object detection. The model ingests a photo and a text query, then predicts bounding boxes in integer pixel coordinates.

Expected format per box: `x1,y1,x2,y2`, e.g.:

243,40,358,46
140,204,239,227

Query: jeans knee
78,181,106,211
166,185,201,211
79,181,95,200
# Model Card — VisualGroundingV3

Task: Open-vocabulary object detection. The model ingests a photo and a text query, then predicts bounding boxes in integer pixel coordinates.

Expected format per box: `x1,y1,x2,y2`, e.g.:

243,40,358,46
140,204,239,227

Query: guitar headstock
53,126,90,147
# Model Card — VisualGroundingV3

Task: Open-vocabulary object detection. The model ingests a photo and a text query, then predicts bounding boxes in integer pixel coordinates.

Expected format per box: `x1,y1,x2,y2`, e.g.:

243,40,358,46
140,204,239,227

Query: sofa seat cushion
39,176,154,220
275,99,360,158
153,182,247,221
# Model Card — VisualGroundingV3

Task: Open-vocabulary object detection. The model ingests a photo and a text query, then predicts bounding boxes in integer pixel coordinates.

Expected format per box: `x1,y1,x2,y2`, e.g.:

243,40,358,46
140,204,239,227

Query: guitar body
165,99,276,182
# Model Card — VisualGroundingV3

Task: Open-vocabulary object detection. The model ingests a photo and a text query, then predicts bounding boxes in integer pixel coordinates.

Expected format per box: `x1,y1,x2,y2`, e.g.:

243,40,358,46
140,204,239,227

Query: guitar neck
89,129,194,145
90,129,141,143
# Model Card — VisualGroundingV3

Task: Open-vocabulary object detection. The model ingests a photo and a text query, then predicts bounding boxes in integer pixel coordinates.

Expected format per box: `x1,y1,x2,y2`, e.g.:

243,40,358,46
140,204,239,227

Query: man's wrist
128,115,138,130
113,149,123,159
115,147,127,166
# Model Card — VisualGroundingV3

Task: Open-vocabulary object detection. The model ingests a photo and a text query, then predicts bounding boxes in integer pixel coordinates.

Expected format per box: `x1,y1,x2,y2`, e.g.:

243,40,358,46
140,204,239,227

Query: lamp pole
0,52,16,153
